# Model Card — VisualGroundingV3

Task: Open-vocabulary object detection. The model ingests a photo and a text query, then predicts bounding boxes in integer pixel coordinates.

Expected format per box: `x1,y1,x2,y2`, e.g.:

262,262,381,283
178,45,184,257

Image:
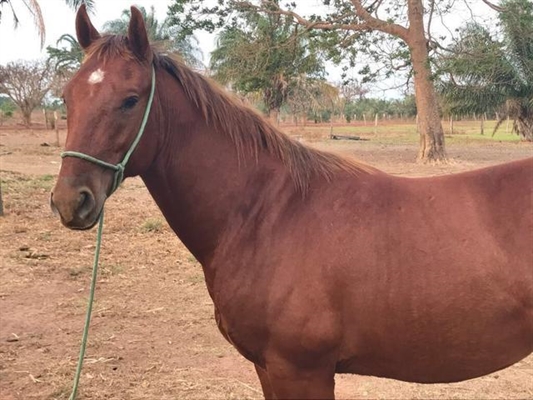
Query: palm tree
210,12,324,122
47,33,83,73
0,0,93,48
285,76,341,126
438,0,533,140
102,6,203,68
0,0,45,47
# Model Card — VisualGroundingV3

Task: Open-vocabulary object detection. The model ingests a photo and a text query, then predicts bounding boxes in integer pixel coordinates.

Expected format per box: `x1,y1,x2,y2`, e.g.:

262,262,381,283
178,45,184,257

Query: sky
0,0,498,99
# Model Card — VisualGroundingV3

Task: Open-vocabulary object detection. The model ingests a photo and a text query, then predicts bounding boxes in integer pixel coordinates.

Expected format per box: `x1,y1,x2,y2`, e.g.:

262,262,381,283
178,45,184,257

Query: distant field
284,119,523,144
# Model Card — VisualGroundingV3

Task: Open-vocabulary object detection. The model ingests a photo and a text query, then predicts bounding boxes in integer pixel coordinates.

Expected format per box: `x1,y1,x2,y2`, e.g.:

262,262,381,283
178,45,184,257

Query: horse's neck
141,85,292,268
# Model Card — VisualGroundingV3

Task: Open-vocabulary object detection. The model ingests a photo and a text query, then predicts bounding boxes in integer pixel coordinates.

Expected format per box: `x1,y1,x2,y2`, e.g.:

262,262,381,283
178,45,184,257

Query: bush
0,98,15,118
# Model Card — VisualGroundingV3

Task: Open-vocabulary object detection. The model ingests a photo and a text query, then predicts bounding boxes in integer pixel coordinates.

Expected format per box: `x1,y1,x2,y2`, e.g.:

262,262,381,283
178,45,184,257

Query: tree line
1,0,532,160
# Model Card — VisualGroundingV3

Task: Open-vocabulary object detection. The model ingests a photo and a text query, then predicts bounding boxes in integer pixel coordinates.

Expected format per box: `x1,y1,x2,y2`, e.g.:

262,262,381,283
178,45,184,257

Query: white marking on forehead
88,68,105,84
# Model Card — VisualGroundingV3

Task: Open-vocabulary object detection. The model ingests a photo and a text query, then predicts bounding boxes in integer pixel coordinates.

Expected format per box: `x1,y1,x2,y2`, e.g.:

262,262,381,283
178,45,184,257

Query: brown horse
51,5,533,399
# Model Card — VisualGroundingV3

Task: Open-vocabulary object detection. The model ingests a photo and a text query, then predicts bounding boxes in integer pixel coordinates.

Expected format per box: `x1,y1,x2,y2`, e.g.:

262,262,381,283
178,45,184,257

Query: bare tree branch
349,0,409,39
427,0,435,43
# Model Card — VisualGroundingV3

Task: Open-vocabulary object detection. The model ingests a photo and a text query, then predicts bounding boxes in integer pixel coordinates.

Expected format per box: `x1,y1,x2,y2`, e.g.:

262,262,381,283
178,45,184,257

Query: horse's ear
75,4,100,51
128,6,152,63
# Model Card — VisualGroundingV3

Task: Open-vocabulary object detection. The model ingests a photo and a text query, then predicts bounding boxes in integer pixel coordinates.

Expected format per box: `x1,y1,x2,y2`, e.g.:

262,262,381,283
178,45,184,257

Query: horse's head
51,5,158,230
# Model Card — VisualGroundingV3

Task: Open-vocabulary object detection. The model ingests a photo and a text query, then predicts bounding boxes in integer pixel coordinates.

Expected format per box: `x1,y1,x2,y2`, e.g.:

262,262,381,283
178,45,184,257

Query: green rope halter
64,66,156,400
61,66,156,195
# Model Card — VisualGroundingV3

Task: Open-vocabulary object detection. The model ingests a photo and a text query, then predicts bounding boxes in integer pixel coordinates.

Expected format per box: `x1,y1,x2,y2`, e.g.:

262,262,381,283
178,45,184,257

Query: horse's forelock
83,35,140,64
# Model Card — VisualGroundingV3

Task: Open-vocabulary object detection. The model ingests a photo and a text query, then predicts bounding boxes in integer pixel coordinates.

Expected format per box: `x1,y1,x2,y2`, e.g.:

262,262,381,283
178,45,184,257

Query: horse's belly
337,309,533,383
338,346,532,383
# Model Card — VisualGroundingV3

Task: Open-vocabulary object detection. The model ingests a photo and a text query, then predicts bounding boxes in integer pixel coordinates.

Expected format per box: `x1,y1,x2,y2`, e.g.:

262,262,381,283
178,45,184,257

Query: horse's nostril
76,189,95,220
79,191,87,206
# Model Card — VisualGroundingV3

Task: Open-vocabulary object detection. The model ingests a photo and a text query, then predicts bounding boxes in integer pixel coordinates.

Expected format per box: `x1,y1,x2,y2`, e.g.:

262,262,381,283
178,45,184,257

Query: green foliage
103,6,202,68
211,15,324,115
343,96,416,122
64,0,94,10
285,78,340,122
47,33,83,73
47,6,203,73
0,96,16,117
167,0,232,40
438,0,533,140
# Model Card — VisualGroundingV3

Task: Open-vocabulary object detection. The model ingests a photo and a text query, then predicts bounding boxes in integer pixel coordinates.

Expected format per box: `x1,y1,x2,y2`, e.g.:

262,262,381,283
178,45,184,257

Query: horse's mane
86,35,375,192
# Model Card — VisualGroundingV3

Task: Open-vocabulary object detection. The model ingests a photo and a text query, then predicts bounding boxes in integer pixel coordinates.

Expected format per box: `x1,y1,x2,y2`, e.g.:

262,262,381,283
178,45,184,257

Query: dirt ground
1,123,532,400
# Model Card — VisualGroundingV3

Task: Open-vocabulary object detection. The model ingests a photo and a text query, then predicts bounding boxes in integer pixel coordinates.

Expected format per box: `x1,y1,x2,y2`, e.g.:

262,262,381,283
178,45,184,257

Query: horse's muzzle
50,185,100,230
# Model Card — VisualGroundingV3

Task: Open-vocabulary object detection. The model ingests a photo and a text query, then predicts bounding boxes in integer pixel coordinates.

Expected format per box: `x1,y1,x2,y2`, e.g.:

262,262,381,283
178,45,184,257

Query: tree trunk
408,0,446,163
21,108,32,127
300,112,307,127
268,108,280,126
54,111,60,146
516,115,533,141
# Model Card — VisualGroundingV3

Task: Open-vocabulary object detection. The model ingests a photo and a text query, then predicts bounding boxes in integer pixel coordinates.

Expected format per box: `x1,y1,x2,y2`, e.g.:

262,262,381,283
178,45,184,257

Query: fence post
449,115,454,135
506,115,510,134
54,111,60,146
43,109,48,129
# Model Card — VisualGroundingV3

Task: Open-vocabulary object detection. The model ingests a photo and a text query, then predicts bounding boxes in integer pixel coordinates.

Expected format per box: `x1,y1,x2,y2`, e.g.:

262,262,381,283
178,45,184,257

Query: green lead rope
69,210,104,400
64,66,156,399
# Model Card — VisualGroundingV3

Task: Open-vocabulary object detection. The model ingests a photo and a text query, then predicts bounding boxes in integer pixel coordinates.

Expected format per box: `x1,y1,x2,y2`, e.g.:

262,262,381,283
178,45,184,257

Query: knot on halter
113,164,125,192
60,66,156,196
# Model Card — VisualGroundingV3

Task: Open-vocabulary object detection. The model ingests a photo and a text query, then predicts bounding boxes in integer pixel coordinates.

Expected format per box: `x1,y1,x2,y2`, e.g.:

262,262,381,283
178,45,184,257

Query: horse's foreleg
264,358,335,399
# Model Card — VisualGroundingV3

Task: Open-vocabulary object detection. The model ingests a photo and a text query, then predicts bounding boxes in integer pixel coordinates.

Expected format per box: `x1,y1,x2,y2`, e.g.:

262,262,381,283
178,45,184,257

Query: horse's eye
122,96,139,110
